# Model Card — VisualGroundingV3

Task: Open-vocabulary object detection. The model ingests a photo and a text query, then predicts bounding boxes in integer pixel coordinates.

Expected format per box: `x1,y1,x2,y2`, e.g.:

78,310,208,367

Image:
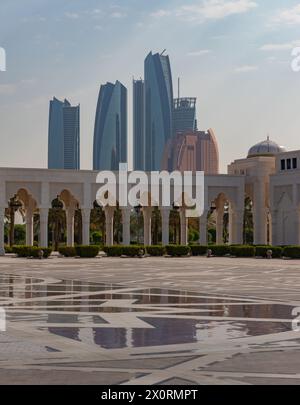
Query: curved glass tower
48,97,80,170
144,51,173,171
93,81,127,171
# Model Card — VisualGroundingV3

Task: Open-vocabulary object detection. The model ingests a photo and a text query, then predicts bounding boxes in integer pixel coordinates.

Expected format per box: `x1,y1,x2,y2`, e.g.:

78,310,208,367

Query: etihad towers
48,97,80,170
144,51,173,171
93,81,127,171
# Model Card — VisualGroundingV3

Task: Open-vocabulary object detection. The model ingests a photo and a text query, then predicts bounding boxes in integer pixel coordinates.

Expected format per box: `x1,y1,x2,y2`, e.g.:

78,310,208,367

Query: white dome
247,137,286,158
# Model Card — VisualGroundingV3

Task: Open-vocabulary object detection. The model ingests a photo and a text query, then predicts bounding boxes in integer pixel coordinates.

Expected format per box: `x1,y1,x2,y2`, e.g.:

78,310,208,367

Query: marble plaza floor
0,255,300,385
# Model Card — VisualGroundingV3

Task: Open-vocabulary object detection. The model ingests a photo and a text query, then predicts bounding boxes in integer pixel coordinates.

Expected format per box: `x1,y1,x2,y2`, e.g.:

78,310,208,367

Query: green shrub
104,245,144,257
103,246,123,257
190,245,208,256
255,246,282,258
283,246,300,259
39,248,52,258
12,246,52,258
211,245,231,256
75,245,99,258
230,245,255,257
165,245,191,257
4,245,13,254
121,246,144,257
59,246,77,257
91,231,102,244
146,245,166,256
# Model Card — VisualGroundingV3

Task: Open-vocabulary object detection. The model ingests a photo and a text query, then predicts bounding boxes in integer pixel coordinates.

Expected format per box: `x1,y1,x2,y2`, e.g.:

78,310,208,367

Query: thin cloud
235,65,258,73
151,0,258,22
151,9,171,18
187,50,212,56
65,12,79,19
110,11,127,18
271,4,300,26
260,40,300,51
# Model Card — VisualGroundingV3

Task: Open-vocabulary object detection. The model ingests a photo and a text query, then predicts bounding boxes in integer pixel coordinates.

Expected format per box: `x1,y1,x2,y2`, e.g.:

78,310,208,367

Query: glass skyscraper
173,97,197,136
133,79,145,171
48,97,80,170
93,81,127,171
144,51,173,171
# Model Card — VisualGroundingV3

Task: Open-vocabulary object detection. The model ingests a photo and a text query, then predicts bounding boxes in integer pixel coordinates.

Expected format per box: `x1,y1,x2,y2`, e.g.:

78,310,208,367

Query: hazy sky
0,0,300,173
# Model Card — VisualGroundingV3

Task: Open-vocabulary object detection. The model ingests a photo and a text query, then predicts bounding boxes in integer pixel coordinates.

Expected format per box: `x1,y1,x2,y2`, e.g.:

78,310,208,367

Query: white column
66,208,75,247
293,209,300,246
25,207,34,246
229,207,244,245
234,209,244,245
121,208,131,246
180,209,188,245
253,181,268,245
160,208,170,246
199,211,208,245
39,208,48,248
216,207,224,245
143,207,152,246
105,207,114,246
0,208,5,256
81,208,91,246
228,205,235,245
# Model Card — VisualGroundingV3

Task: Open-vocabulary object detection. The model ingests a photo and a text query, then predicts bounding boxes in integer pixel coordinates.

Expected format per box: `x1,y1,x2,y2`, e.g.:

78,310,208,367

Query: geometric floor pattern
0,255,300,385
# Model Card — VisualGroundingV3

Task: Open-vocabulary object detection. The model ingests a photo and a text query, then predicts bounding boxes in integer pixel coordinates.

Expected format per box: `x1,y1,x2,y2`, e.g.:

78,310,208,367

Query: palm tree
48,198,65,251
6,195,23,247
244,197,254,244
90,202,105,244
169,208,180,244
151,207,161,245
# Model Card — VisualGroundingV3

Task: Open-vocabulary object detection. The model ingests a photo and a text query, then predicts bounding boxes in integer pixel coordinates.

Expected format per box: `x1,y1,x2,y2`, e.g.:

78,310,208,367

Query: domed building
229,136,284,247
247,137,286,158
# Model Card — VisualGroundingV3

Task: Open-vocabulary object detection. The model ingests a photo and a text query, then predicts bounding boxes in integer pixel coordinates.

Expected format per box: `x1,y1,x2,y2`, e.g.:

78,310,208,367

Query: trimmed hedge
4,245,13,254
146,245,166,256
165,245,191,257
12,246,52,258
211,245,231,257
230,245,255,257
75,245,99,258
255,246,283,258
59,246,77,257
283,246,300,259
190,245,208,256
104,245,145,257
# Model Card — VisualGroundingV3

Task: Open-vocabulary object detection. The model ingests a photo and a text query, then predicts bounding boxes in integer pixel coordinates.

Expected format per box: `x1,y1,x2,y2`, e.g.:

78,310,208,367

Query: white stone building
0,137,299,255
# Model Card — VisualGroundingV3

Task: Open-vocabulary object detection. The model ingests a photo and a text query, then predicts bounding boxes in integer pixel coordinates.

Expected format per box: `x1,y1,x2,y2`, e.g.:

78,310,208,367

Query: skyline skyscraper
144,51,173,171
48,97,80,170
133,79,145,171
93,81,127,171
162,129,219,174
173,97,197,136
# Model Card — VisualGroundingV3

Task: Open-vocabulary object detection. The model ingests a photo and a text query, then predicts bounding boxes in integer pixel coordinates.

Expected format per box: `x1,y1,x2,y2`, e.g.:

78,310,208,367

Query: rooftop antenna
178,77,180,100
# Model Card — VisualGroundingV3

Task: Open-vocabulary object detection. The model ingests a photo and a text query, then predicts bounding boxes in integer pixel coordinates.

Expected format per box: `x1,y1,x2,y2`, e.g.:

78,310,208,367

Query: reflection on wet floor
0,274,294,350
